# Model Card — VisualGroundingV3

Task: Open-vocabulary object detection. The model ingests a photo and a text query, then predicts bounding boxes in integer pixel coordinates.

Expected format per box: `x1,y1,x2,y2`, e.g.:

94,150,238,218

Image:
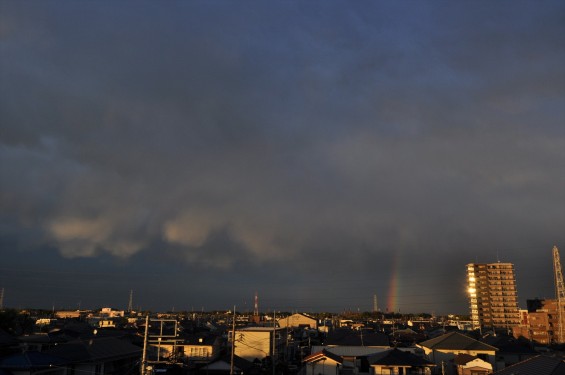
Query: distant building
35,318,53,326
99,307,124,318
466,263,520,330
55,310,81,319
512,298,564,345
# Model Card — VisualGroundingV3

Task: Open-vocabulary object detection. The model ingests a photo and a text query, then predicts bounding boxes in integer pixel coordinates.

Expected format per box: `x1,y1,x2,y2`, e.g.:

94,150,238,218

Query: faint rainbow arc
386,252,399,312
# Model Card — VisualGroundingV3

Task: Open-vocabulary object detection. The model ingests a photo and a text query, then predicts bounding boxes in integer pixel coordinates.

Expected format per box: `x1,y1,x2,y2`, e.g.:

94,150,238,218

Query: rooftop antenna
553,246,565,343
497,251,500,263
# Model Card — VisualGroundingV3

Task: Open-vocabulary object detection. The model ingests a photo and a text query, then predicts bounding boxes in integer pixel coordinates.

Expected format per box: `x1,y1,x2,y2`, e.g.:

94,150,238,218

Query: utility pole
141,314,149,375
272,311,276,375
230,306,236,375
553,246,565,343
254,292,259,317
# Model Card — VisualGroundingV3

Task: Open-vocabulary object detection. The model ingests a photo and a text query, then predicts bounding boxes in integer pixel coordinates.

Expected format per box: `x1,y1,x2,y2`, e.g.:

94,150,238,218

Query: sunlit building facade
467,262,520,330
512,298,565,344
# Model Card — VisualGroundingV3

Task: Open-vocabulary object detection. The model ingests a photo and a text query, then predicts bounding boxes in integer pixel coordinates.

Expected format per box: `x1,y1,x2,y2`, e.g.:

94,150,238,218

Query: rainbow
386,252,399,312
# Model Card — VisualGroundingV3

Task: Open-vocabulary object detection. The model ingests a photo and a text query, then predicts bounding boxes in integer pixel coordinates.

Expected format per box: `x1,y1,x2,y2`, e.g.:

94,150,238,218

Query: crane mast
553,246,565,343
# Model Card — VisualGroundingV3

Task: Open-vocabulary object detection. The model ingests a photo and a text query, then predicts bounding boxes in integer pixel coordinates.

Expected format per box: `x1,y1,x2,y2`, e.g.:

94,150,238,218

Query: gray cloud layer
1,1,564,313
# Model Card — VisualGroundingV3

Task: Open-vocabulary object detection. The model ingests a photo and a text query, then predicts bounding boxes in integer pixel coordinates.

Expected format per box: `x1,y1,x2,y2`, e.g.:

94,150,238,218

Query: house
492,355,565,375
0,329,19,356
390,328,426,347
181,333,222,363
417,332,497,373
302,349,346,375
0,350,67,375
453,354,492,375
198,354,260,375
43,336,141,374
278,313,317,329
479,334,537,369
368,348,435,375
310,328,391,375
149,332,222,364
316,328,391,357
325,328,390,348
17,333,66,353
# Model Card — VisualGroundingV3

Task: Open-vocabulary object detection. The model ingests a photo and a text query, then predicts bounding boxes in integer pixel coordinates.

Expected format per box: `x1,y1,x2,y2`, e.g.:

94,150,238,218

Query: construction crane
553,246,565,343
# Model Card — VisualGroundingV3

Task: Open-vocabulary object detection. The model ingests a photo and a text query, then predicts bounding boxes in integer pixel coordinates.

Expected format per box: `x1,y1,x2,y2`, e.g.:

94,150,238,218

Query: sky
1,1,564,315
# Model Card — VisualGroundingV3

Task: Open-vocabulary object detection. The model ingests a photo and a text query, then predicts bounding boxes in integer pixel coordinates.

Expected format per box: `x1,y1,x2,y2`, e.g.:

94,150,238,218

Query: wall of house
458,359,492,375
424,350,495,371
305,359,339,375
458,365,492,375
150,342,217,362
371,365,412,375
235,330,272,361
279,314,317,329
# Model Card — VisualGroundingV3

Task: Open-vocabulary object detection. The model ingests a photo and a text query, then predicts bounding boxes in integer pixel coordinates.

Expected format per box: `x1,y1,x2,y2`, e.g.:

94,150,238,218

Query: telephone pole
272,311,276,375
254,291,259,317
230,306,236,375
140,314,149,375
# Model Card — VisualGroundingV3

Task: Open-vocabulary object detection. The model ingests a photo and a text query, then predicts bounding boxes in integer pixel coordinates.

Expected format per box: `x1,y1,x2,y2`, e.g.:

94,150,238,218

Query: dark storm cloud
1,1,564,312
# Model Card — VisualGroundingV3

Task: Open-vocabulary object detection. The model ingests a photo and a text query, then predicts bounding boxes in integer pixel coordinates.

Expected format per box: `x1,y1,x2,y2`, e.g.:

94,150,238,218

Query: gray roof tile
493,355,565,375
419,331,497,352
